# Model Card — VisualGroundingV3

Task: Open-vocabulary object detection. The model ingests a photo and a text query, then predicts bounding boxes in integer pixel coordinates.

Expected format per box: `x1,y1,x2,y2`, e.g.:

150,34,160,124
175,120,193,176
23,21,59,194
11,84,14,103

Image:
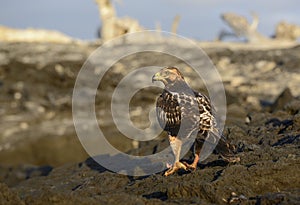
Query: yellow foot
164,162,187,176
182,161,197,171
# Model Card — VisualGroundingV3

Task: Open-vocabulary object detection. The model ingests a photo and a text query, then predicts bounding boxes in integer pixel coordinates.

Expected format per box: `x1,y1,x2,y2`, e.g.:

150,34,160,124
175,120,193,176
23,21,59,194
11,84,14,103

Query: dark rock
255,191,300,205
272,135,300,146
0,165,52,187
284,99,300,115
265,118,293,134
0,183,24,205
270,88,294,112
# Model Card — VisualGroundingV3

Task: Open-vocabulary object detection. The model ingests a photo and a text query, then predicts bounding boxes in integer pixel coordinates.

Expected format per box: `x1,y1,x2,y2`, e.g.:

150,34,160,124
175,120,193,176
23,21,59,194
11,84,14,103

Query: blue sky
1,0,299,41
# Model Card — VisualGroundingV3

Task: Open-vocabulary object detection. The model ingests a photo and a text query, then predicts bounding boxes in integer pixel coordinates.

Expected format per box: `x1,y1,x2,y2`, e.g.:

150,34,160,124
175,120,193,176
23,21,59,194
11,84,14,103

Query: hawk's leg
183,140,201,171
216,138,241,163
164,135,187,176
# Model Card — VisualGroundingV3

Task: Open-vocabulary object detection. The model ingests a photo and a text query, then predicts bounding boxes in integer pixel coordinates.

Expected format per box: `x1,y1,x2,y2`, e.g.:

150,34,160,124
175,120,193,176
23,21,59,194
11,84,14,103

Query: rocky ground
0,40,299,204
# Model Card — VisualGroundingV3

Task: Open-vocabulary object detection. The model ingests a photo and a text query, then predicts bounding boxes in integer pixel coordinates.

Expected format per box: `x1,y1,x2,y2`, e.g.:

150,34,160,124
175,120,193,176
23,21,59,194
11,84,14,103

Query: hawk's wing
156,90,181,137
193,91,215,134
194,91,223,142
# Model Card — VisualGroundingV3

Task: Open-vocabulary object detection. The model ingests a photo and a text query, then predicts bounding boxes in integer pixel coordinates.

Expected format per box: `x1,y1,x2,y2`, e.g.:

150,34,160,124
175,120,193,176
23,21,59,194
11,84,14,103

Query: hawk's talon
182,161,197,171
164,162,187,176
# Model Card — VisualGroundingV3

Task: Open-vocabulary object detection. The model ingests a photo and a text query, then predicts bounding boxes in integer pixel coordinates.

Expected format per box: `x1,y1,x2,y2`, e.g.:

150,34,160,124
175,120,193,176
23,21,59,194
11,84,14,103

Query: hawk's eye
165,71,169,75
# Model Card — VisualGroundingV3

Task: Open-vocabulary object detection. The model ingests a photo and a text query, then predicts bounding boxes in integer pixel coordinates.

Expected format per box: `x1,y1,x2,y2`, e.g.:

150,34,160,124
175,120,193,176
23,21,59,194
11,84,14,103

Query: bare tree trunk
95,0,143,41
95,0,117,41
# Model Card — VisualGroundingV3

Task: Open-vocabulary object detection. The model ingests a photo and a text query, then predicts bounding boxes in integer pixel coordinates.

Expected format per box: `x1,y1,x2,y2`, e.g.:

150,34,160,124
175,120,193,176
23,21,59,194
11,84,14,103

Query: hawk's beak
152,72,161,83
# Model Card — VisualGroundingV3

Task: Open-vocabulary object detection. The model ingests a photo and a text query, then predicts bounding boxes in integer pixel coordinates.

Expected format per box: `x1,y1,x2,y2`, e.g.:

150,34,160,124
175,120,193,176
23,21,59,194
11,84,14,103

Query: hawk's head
152,66,185,85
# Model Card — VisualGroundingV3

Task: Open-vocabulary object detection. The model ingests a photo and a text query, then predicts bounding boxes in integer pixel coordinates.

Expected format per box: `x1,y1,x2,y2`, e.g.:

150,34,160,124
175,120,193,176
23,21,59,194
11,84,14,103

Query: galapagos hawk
152,66,239,176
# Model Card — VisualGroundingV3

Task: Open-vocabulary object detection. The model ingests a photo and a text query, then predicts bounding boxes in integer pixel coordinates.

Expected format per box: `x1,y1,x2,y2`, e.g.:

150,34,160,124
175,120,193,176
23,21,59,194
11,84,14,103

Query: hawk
152,66,239,176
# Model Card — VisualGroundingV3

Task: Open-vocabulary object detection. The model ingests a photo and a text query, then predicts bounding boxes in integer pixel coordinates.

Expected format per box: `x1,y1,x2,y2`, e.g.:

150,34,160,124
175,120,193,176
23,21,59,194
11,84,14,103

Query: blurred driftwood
275,21,300,41
218,12,300,43
95,0,143,41
171,15,181,34
0,25,77,43
218,12,270,42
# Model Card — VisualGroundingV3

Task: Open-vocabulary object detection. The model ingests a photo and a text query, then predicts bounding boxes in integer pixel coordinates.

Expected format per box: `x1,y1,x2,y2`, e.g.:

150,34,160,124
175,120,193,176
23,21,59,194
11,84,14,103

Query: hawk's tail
215,136,240,163
196,130,240,162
